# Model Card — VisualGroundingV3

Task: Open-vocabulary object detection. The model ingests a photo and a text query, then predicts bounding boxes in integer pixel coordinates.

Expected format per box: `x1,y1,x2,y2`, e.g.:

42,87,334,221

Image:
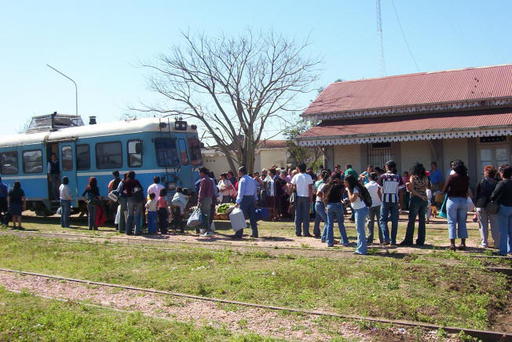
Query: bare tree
139,31,319,173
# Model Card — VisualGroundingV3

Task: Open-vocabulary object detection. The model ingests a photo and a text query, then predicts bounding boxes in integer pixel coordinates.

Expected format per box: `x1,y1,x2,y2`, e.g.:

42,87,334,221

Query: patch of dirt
0,272,457,341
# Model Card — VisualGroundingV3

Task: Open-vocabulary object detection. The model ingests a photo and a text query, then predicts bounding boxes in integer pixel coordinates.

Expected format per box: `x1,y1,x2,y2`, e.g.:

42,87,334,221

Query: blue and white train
0,114,201,216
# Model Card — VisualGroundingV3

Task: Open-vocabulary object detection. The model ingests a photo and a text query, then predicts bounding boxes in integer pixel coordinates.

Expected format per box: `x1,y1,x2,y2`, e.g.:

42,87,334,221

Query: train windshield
187,137,202,166
154,138,179,167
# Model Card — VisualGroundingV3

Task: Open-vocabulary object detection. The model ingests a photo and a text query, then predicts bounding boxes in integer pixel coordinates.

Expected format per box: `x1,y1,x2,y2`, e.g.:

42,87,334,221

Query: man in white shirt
291,163,313,237
365,172,383,244
147,176,165,201
59,176,73,228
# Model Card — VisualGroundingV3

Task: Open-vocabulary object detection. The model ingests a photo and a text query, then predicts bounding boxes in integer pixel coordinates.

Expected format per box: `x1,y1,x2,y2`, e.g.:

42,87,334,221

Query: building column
467,138,477,188
429,139,444,171
323,146,334,170
391,142,402,172
360,144,368,170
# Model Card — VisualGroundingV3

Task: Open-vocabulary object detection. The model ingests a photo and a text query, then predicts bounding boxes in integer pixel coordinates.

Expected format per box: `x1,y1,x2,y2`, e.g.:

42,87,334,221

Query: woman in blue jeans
345,175,369,255
442,160,470,251
313,171,330,238
491,166,512,255
321,173,349,247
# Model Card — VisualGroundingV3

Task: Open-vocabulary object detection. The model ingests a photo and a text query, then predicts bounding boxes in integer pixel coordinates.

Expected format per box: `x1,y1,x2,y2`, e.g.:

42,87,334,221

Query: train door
60,143,78,206
46,143,60,201
177,138,191,188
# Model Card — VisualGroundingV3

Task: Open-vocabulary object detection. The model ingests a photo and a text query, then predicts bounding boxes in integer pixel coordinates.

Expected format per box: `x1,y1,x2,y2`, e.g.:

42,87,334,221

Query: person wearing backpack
322,173,349,247
344,175,369,255
400,163,430,246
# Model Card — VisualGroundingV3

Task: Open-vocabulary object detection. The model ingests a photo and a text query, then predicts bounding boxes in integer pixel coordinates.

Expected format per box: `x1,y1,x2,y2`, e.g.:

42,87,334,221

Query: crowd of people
0,158,511,256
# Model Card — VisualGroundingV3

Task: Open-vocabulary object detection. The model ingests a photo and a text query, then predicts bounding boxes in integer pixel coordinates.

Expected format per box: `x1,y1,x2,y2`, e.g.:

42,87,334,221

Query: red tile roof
301,111,512,139
304,64,512,116
258,140,288,148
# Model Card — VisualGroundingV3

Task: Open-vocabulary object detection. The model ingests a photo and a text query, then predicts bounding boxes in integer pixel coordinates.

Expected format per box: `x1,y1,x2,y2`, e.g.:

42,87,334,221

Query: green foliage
284,120,323,169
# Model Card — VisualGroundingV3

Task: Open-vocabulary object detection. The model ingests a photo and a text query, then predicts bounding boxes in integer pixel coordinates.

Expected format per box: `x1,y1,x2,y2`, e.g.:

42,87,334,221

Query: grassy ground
0,234,508,330
14,212,488,250
0,287,276,342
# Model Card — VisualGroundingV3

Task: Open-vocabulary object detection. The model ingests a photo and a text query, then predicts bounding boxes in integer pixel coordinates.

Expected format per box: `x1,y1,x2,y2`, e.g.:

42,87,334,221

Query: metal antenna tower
376,0,386,76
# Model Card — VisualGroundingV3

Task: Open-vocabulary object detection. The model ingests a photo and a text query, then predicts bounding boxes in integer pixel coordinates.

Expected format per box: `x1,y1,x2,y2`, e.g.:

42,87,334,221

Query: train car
0,114,202,216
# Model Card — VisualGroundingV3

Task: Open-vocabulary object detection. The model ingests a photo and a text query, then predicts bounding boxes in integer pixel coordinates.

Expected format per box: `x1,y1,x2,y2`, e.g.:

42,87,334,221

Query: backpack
357,184,372,208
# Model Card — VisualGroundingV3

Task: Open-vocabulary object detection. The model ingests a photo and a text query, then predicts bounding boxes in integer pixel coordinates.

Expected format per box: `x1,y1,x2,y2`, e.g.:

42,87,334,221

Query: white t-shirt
365,181,382,207
351,188,366,210
147,183,165,201
315,183,326,202
291,173,313,197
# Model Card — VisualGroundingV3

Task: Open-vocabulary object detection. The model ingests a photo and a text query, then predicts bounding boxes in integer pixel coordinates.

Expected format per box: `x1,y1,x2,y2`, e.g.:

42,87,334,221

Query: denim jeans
379,202,399,244
60,200,71,228
477,207,500,247
403,196,428,245
117,197,127,233
446,197,468,239
199,197,212,234
147,211,157,234
86,203,96,230
236,196,258,238
497,205,512,255
324,202,348,246
126,197,143,235
294,196,311,236
366,205,382,243
313,201,326,237
354,206,369,254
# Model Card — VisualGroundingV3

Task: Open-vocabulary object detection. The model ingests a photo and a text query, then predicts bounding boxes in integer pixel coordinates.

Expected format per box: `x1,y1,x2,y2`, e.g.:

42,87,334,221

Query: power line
391,0,420,72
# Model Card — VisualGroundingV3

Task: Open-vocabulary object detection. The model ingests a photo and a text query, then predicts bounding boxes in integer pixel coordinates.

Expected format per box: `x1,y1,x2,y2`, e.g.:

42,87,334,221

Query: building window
0,151,18,175
23,150,43,174
367,143,392,168
61,146,73,171
154,138,179,167
96,142,122,169
188,138,202,166
127,140,143,168
77,144,90,170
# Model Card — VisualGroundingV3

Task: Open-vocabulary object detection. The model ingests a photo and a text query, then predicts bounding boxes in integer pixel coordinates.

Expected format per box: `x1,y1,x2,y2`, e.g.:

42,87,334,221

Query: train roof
0,117,197,148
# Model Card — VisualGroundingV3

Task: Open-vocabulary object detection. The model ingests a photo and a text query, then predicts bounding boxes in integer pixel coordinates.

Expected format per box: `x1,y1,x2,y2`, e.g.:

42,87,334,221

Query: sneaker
480,244,487,248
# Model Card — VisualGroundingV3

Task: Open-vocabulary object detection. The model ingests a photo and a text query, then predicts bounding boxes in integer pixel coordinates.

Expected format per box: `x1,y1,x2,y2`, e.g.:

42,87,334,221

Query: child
145,192,158,234
157,188,169,234
170,187,189,233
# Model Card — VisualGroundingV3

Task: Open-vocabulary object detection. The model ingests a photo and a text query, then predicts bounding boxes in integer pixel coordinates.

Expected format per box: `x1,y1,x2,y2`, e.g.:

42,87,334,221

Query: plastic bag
466,197,475,212
187,207,202,227
114,205,121,225
229,207,246,231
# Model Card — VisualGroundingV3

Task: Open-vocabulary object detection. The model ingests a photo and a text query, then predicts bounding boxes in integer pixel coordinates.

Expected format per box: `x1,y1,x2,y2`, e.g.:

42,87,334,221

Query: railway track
0,267,510,342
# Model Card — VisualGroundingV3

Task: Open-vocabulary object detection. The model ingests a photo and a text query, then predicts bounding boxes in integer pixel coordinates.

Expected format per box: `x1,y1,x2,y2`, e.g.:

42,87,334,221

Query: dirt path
0,272,455,341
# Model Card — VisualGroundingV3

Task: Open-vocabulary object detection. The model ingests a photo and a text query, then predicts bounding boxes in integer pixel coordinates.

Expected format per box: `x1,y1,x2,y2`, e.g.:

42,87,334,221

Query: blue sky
1,0,511,136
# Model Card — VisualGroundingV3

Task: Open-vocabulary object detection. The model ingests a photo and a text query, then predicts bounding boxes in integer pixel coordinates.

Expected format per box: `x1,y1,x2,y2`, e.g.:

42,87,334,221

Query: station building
298,64,512,185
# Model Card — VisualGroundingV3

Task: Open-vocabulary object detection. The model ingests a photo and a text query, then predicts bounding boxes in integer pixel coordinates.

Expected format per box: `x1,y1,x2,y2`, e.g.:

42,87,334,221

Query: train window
187,138,202,166
127,140,143,168
76,144,90,170
0,151,18,175
178,138,189,165
22,150,43,174
154,138,179,167
96,142,122,169
61,146,73,171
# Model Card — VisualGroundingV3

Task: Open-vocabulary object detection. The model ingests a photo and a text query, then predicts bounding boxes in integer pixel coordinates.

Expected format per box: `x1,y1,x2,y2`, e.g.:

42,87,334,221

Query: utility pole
47,64,78,115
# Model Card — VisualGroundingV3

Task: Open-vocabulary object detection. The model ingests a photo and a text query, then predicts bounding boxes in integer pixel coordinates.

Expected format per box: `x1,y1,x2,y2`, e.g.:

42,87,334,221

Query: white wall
443,138,468,175
333,145,362,172
400,140,431,172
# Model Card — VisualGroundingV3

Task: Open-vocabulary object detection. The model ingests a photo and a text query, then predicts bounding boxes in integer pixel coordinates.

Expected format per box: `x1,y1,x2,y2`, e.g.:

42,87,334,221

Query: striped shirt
378,172,404,203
